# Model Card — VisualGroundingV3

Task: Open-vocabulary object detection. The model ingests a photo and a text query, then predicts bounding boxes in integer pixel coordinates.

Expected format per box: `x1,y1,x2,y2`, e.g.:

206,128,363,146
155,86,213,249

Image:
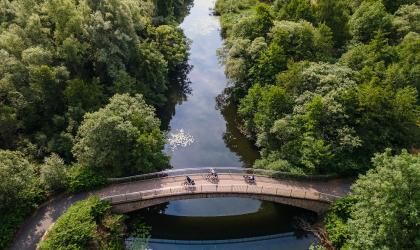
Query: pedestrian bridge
99,168,351,214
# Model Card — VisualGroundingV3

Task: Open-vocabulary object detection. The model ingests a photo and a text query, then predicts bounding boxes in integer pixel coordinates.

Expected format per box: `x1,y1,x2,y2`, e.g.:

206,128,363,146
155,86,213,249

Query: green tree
238,84,292,137
0,150,37,209
0,150,45,249
349,1,393,43
40,154,68,193
393,4,420,38
277,0,315,23
269,20,333,62
380,0,419,13
347,150,420,249
315,0,350,47
386,32,420,94
72,94,169,177
39,196,125,250
325,196,357,248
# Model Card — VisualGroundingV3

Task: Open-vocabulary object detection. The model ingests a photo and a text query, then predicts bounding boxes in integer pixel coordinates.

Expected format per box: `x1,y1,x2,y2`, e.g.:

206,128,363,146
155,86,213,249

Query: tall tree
315,0,350,47
72,94,169,177
347,150,420,249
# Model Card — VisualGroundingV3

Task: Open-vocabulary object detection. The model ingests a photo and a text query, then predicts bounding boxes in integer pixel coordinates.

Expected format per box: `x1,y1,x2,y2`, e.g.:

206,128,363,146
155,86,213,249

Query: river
127,1,318,249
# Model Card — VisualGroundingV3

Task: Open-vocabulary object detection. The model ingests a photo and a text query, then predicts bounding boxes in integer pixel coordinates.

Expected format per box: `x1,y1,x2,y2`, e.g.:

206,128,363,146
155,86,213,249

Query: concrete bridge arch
99,168,351,215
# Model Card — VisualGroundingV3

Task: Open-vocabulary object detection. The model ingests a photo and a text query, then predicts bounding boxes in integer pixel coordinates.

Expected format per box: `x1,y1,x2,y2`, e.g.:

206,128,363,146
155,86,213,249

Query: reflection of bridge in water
129,232,315,249
99,168,352,214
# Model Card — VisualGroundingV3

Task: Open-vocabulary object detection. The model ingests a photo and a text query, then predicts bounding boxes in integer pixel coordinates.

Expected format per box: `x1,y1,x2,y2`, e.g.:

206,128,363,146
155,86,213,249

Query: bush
349,1,393,43
67,164,108,193
325,196,356,249
0,150,46,249
39,196,125,250
41,154,68,193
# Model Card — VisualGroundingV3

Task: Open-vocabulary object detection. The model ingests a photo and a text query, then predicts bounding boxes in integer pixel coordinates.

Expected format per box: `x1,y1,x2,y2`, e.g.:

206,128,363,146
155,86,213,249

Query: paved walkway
98,174,351,202
9,173,352,250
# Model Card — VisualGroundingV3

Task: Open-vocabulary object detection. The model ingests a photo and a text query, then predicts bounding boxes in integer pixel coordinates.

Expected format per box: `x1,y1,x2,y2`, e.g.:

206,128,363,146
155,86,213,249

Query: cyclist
186,176,195,185
210,168,217,177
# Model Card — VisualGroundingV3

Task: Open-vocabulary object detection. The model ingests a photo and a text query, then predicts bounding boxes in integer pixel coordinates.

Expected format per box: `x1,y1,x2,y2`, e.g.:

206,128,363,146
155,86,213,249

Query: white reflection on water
167,129,195,151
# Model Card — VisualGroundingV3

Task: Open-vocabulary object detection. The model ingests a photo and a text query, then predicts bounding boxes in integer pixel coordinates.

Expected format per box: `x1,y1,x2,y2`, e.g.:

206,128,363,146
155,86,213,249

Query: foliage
0,0,191,161
346,150,420,249
72,94,169,177
325,196,357,249
126,222,152,250
269,20,333,62
380,0,419,13
309,245,327,250
393,4,420,38
217,0,420,177
0,150,46,249
238,84,293,138
214,0,258,15
326,150,420,249
154,0,194,23
39,196,125,250
276,0,315,23
67,164,108,193
349,1,393,43
41,154,68,193
314,0,351,47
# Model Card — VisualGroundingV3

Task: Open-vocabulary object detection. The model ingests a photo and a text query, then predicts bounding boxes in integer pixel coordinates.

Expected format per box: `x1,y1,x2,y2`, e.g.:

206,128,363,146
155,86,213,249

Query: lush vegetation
0,0,192,248
0,0,191,161
216,1,419,248
216,0,420,175
38,196,126,250
325,150,419,249
0,150,45,249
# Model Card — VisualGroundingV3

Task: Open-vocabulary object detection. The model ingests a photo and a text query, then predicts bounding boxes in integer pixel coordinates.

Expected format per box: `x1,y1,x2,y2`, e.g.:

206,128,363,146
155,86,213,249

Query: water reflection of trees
154,0,195,24
216,88,260,167
157,61,192,131
156,0,194,131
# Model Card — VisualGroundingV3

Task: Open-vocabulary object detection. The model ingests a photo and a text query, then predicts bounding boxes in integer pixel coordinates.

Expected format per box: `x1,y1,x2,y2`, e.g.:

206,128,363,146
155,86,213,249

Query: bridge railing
102,184,341,205
108,167,338,184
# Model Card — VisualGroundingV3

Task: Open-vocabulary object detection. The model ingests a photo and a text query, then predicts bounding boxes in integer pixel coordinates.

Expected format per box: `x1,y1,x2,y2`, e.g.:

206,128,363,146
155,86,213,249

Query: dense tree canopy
349,1,393,43
347,150,420,249
0,0,192,248
326,150,420,249
0,150,45,249
73,94,169,177
0,0,191,161
216,0,420,175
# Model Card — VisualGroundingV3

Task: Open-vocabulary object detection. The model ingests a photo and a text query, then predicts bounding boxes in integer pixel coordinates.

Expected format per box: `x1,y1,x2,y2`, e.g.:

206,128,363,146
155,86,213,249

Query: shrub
67,164,108,193
39,196,125,250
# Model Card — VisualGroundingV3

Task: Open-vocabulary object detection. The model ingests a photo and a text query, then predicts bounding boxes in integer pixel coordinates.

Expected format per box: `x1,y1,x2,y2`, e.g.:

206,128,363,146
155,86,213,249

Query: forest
0,0,192,248
215,0,419,249
0,0,419,249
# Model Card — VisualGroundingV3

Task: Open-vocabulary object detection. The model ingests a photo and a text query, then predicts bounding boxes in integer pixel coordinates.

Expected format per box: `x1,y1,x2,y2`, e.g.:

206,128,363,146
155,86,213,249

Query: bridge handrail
101,184,342,205
108,167,338,184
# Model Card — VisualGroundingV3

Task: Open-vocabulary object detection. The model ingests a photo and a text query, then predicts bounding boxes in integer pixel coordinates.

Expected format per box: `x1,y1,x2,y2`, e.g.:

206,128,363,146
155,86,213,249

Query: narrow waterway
128,1,318,249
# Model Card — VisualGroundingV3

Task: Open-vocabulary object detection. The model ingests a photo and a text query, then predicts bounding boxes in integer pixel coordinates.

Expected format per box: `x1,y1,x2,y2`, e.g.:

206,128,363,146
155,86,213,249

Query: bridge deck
97,173,351,204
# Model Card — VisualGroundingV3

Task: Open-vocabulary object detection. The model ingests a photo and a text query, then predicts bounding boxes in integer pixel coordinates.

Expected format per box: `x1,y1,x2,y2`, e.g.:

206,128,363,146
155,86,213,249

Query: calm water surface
129,1,317,248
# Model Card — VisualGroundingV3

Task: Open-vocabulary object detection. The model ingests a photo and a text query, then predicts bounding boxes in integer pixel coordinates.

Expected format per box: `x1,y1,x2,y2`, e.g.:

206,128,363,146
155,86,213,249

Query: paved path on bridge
10,174,351,250
97,174,351,201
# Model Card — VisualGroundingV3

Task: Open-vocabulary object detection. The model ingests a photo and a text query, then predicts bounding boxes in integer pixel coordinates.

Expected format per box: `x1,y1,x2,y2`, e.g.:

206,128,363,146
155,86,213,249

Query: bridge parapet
108,167,338,184
102,184,341,205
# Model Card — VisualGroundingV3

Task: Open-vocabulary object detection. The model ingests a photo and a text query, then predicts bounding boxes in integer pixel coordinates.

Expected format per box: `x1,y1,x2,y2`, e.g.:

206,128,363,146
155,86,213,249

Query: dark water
128,0,318,249
128,201,316,240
